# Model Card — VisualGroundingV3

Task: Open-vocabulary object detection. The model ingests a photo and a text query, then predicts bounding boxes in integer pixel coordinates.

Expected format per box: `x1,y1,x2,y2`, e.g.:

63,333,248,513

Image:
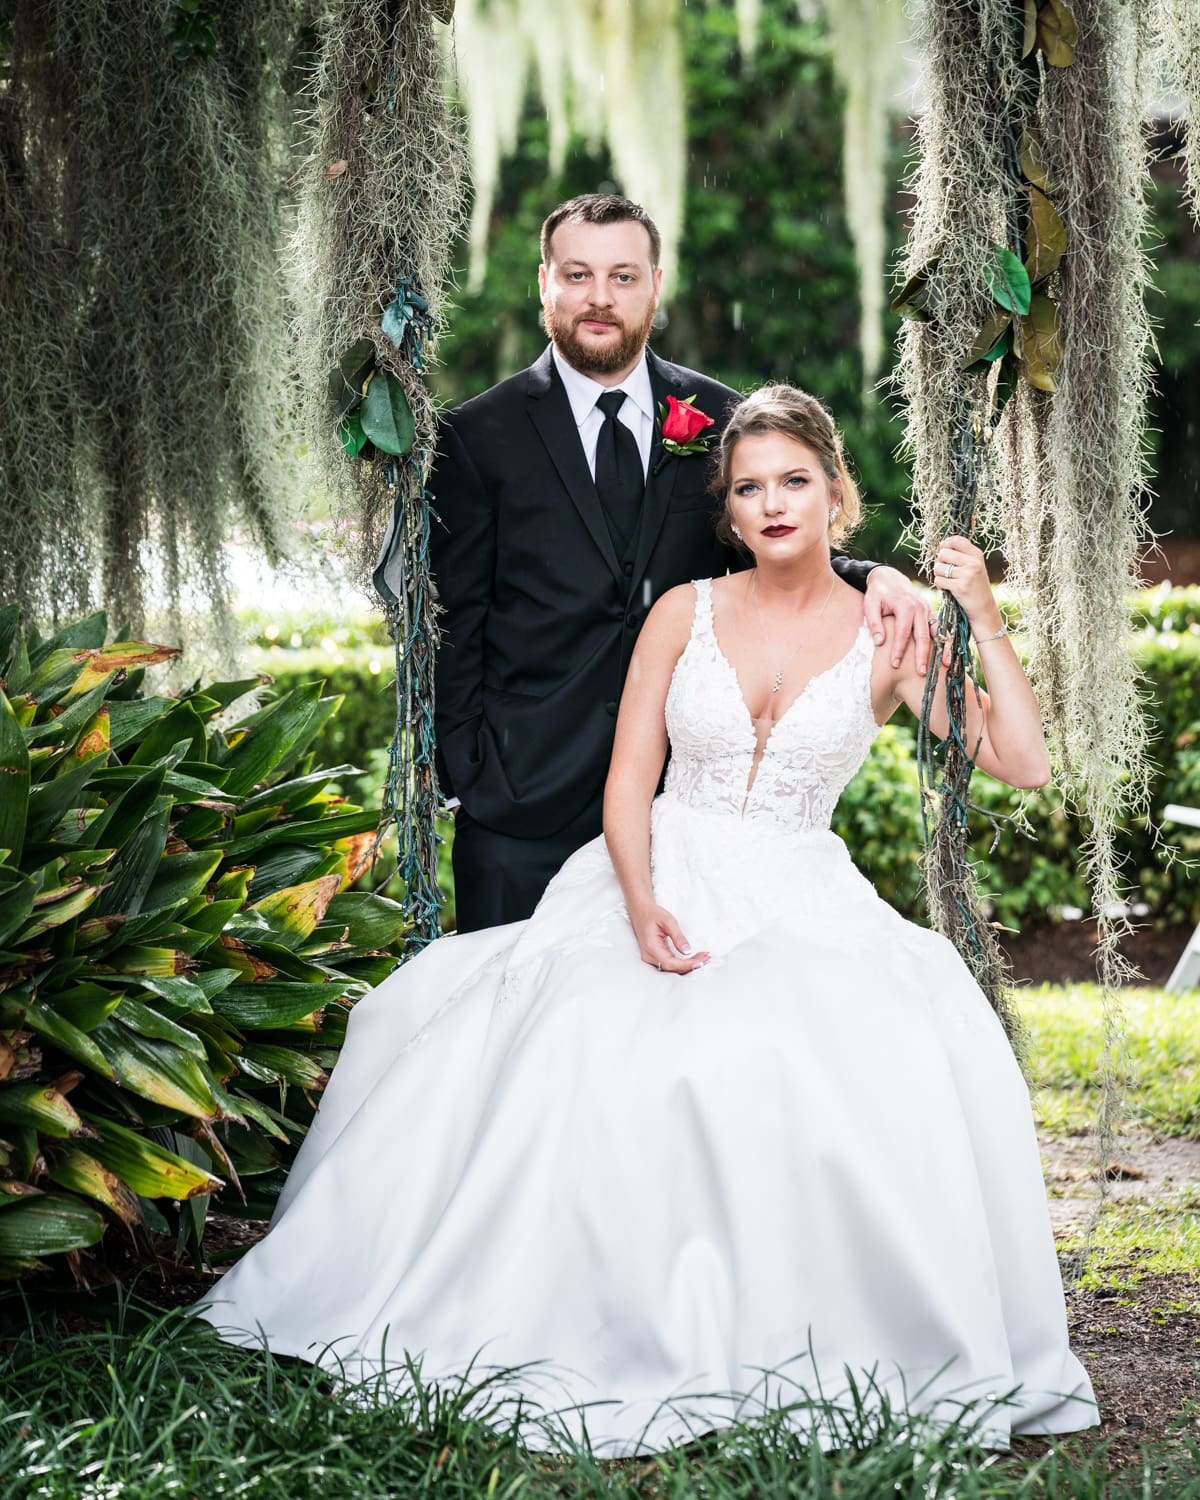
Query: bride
197,384,1098,1453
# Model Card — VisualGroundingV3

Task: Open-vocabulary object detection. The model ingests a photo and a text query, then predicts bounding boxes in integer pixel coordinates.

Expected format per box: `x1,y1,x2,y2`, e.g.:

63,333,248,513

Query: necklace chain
748,571,838,694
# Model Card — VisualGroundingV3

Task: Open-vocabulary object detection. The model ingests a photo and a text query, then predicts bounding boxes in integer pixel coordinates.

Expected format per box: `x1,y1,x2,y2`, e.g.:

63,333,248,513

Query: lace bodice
662,578,879,833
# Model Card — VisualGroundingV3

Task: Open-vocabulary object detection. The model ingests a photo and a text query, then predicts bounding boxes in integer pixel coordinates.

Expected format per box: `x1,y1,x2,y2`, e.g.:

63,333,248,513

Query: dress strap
690,577,715,642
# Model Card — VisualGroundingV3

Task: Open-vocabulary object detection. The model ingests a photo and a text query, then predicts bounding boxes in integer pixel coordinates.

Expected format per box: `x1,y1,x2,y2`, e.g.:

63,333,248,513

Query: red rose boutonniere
657,394,715,462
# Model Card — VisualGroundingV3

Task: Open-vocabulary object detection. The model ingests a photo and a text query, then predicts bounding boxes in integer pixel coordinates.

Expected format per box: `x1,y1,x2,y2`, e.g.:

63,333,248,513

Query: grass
1019,984,1200,1141
1,1301,1198,1499
4,983,1199,1497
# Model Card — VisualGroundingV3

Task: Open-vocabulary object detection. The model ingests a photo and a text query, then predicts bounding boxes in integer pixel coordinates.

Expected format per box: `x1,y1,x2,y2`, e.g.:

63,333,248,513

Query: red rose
661,395,715,446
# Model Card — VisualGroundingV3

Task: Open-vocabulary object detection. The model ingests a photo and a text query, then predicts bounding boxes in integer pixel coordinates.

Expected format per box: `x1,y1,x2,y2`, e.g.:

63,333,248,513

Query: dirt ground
1000,920,1194,989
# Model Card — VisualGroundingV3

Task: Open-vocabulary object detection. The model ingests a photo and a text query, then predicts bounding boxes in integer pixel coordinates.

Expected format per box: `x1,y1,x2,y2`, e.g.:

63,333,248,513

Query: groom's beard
543,302,657,376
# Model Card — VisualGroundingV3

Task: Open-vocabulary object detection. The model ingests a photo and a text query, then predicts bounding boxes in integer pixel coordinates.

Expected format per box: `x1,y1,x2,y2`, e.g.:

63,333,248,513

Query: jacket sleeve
831,555,879,592
428,415,495,806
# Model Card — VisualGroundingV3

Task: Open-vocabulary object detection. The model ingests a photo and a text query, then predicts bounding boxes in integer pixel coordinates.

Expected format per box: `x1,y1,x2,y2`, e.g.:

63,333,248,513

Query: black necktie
594,390,644,562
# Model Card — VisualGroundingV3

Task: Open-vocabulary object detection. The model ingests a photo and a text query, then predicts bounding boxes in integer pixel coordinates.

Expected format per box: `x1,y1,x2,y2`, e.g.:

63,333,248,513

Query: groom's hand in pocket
632,904,711,975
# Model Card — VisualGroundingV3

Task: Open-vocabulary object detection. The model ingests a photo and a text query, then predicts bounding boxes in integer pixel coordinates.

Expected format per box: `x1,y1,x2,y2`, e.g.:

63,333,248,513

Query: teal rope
372,273,443,951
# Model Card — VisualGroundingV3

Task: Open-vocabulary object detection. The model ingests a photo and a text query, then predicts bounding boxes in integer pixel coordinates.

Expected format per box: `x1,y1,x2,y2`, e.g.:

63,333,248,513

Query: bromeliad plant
0,606,407,1281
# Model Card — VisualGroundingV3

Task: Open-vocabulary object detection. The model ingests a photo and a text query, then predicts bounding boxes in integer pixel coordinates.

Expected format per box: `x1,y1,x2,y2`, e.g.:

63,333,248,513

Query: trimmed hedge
252,630,1200,929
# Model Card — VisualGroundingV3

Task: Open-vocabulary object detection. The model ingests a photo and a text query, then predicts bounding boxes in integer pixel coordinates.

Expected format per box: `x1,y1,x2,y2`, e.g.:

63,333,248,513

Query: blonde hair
713,384,862,550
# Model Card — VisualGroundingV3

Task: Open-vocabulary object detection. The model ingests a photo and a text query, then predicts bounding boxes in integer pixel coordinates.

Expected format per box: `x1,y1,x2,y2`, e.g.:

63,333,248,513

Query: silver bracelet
976,623,1009,642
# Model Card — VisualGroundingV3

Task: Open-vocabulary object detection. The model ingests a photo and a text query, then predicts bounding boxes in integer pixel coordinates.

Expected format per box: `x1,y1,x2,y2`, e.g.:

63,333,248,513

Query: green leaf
359,369,416,457
107,698,180,752
23,679,110,749
0,691,30,862
18,997,117,1079
889,259,939,322
339,410,370,458
84,1116,222,1200
212,981,342,1031
90,1018,223,1119
328,338,375,418
17,879,100,939
217,684,324,798
0,1191,106,1263
1016,291,1061,392
984,245,1032,316
237,1043,328,1090
53,984,125,1032
323,890,406,950
149,850,223,909
111,996,209,1060
0,1082,90,1139
96,800,171,918
962,309,1013,372
249,875,342,949
46,1148,142,1227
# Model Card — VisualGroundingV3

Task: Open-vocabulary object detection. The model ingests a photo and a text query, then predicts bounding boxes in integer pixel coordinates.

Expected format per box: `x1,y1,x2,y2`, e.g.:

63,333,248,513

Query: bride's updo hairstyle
713,385,862,552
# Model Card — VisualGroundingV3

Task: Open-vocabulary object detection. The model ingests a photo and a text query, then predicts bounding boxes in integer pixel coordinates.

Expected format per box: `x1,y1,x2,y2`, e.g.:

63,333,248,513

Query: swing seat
1165,804,1200,992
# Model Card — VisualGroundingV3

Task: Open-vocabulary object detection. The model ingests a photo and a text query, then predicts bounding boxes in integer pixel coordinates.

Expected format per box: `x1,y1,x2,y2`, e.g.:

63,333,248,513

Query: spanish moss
295,0,466,944
0,0,303,665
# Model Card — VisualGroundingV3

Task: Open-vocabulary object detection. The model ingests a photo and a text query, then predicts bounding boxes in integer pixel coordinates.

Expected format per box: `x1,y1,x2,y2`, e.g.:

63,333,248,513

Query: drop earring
829,502,841,525
731,524,743,540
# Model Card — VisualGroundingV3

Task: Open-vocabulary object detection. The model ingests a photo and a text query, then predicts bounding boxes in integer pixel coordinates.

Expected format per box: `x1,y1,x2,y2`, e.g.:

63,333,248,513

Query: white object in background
1164,804,1200,992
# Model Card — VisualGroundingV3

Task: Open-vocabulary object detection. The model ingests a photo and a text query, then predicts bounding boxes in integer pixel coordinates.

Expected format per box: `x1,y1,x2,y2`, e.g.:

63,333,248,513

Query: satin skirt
195,795,1098,1454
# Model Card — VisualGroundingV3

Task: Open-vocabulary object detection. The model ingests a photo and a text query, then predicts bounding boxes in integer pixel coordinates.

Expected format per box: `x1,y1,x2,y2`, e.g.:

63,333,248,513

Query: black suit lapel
526,348,622,585
629,350,694,587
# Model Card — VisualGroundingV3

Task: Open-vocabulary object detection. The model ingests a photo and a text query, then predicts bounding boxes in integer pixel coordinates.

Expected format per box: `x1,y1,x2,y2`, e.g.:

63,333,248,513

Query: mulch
1000,920,1193,989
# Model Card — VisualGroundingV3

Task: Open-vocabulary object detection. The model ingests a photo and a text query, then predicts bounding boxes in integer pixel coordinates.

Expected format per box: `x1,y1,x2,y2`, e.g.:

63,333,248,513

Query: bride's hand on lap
631,903,710,974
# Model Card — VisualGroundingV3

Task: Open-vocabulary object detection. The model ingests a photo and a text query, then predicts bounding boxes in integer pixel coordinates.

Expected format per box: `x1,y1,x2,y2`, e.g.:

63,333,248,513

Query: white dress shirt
551,344,655,480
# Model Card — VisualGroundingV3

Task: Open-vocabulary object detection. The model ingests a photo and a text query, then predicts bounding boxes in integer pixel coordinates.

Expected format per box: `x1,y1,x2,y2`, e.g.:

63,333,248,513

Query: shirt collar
550,344,655,427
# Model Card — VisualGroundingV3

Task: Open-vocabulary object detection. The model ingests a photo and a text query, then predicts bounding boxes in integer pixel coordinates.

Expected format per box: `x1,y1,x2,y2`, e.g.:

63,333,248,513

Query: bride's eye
733,482,758,497
785,475,809,488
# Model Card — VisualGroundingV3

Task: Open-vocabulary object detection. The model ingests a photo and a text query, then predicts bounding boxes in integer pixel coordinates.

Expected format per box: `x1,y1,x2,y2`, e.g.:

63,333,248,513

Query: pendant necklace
748,571,838,694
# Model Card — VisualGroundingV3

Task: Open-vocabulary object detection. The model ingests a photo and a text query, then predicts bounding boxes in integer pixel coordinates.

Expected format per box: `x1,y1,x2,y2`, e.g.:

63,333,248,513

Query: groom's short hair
540,194,661,269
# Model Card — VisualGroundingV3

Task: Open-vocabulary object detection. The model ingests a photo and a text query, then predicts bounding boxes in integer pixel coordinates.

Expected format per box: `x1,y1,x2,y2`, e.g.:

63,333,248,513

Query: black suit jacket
428,346,872,840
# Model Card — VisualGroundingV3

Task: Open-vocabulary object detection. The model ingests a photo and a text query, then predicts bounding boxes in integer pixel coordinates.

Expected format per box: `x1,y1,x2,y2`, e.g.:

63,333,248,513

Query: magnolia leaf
325,159,348,180
889,259,939,322
1017,292,1061,392
1018,129,1053,192
360,369,415,457
328,338,375,418
984,245,1032,316
1036,0,1077,66
339,411,369,458
1020,0,1038,57
1025,187,1067,284
962,310,1013,371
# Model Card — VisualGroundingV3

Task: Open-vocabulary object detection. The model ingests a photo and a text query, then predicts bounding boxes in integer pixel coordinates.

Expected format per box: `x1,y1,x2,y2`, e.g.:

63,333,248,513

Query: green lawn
1020,984,1200,1141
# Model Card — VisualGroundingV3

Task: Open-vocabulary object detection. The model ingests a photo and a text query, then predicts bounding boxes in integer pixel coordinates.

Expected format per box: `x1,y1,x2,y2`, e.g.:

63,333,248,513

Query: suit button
623,561,633,576
625,614,637,630
606,700,617,716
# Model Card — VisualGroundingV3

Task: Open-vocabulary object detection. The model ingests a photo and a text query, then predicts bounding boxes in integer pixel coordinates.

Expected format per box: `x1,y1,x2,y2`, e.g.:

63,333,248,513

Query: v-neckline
705,602,868,798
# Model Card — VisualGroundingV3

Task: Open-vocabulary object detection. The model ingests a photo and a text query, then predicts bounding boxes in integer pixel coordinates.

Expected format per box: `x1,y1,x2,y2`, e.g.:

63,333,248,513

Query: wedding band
944,563,956,578
656,962,663,971
928,617,937,635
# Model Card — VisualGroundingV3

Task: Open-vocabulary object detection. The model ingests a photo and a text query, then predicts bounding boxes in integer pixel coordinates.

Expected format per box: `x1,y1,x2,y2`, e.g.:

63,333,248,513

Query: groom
429,194,928,933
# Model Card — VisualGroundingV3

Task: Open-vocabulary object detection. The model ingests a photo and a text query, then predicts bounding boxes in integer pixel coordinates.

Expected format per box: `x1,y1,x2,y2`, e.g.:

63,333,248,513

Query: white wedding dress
197,579,1098,1453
